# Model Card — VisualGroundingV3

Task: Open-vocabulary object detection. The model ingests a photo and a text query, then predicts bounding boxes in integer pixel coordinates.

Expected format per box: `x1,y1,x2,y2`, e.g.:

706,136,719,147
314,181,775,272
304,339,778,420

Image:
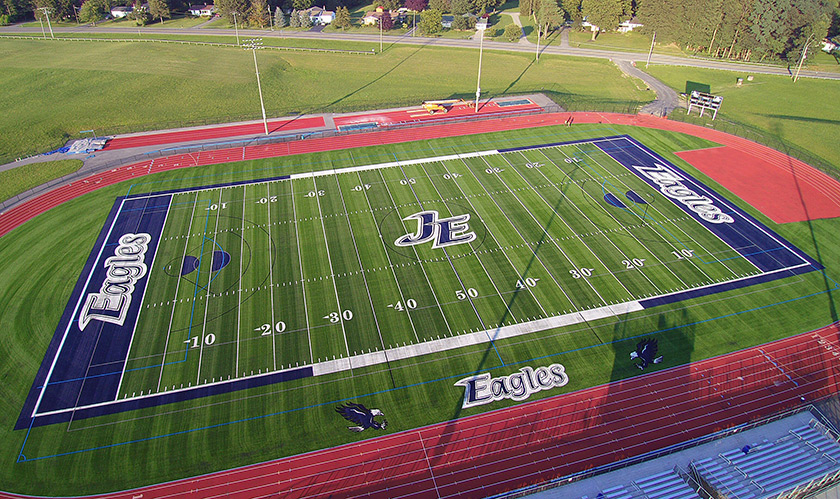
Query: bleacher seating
584,468,701,499
691,420,840,498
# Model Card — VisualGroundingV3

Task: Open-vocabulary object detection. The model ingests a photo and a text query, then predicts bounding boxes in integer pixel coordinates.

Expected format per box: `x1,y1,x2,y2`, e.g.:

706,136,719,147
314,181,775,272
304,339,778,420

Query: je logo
395,210,476,250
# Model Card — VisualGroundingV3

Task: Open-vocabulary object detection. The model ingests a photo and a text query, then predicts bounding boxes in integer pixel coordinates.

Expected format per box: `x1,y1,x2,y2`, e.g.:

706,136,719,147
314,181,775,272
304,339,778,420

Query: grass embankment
1,124,839,495
0,159,83,204
0,36,651,163
644,65,840,169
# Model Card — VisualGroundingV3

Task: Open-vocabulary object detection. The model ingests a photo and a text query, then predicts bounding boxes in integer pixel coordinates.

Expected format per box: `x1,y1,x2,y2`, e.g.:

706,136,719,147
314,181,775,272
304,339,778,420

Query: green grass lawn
2,124,839,495
569,30,687,57
0,159,83,204
644,65,840,169
0,37,650,163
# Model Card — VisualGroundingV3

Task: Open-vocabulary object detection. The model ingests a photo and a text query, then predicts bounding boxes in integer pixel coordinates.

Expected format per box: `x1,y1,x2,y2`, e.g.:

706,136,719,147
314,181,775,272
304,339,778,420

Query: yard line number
622,258,646,269
184,334,215,348
324,310,353,323
456,288,479,300
388,299,417,312
570,267,594,279
255,321,287,336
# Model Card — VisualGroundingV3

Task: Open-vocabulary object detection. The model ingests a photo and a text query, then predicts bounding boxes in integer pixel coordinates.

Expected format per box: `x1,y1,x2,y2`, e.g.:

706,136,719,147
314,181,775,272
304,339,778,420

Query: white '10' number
184,334,215,348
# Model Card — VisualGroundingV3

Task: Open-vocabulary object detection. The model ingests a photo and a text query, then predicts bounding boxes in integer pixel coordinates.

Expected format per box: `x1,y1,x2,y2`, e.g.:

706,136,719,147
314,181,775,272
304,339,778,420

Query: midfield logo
395,210,476,250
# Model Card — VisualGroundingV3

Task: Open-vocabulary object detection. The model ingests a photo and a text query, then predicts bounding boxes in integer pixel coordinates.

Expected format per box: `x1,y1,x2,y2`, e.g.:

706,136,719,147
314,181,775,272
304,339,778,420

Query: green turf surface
0,159,83,204
644,65,840,169
2,123,839,495
0,37,649,164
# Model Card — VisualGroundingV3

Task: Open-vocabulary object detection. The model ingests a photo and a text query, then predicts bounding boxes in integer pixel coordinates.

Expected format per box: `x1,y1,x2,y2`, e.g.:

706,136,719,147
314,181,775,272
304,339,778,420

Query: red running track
333,100,542,128
102,116,326,151
3,323,838,499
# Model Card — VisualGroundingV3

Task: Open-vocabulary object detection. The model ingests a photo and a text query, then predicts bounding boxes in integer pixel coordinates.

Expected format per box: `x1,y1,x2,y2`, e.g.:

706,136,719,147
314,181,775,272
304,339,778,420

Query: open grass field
2,122,840,495
0,159,82,203
644,65,840,169
0,37,650,163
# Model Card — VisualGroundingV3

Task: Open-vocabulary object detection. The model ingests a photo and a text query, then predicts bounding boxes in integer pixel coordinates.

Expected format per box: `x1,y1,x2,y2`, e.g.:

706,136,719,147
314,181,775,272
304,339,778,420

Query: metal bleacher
691,420,840,498
584,468,701,499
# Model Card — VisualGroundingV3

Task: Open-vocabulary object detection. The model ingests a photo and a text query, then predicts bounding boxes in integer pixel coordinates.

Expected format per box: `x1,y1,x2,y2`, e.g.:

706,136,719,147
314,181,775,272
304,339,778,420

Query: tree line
2,0,837,62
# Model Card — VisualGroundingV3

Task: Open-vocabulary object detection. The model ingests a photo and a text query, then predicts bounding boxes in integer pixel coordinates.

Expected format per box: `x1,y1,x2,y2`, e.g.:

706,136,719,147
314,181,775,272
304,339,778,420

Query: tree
428,0,449,13
451,0,470,14
288,7,300,25
293,0,311,10
249,0,269,27
504,21,521,40
215,0,249,23
405,0,426,29
274,6,286,26
534,0,562,36
149,0,171,23
381,0,401,10
582,0,622,39
333,5,350,28
561,0,583,22
419,7,442,33
78,0,107,24
381,11,394,29
299,9,312,27
519,0,535,16
131,1,151,24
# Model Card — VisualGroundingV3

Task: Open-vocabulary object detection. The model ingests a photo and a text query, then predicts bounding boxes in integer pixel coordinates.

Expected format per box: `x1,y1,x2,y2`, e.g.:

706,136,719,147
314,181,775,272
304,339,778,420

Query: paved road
3,24,839,80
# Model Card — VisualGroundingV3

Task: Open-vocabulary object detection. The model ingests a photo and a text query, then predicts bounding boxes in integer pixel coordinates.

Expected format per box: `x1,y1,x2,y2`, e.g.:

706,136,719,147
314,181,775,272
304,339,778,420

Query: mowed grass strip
0,159,83,203
0,37,651,163
4,125,839,496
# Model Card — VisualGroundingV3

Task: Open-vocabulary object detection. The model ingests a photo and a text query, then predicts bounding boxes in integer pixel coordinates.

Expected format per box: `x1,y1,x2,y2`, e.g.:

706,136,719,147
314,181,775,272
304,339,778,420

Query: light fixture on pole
232,11,240,46
244,38,269,135
474,23,485,112
38,7,54,39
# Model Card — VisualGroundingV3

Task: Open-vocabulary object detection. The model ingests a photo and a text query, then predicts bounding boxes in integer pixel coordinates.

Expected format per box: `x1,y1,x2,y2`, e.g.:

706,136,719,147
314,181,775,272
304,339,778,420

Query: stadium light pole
474,24,485,112
38,7,54,39
232,11,240,46
645,31,656,68
244,38,269,136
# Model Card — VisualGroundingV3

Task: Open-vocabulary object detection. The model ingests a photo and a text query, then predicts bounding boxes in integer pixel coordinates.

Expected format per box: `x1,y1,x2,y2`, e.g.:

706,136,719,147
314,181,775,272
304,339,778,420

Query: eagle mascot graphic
630,338,663,370
335,403,387,432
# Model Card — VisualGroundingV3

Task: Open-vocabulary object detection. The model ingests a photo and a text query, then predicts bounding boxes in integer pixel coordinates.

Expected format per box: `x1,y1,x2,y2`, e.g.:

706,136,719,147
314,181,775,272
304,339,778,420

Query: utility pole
646,31,656,68
232,11,240,46
793,36,812,83
474,24,485,112
244,38,269,135
268,5,273,30
38,7,54,39
379,16,383,52
535,21,541,61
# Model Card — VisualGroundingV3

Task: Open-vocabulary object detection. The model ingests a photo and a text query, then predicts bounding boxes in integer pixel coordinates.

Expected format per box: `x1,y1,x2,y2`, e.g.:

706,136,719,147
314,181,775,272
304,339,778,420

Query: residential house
822,37,839,53
617,16,643,33
362,6,400,25
110,5,133,18
302,6,335,25
441,13,475,28
188,4,215,16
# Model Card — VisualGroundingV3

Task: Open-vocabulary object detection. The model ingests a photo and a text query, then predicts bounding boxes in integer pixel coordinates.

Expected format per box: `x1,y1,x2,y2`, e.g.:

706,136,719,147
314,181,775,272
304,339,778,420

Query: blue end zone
16,195,171,429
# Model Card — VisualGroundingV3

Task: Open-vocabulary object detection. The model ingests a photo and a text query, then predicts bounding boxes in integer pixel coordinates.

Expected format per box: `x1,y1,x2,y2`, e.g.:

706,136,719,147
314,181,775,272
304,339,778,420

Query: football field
19,134,820,428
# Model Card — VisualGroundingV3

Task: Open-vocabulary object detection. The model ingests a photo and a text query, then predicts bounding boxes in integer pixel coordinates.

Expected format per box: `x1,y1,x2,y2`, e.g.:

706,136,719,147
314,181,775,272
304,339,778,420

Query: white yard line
567,143,722,284
116,196,171,398
492,153,635,301
196,189,224,385
357,171,421,343
448,157,548,317
266,183,277,372
158,193,199,391
333,174,388,353
312,177,352,362
418,160,517,325
378,168,454,338
552,147,690,289
453,154,578,316
235,185,246,376
290,182,313,364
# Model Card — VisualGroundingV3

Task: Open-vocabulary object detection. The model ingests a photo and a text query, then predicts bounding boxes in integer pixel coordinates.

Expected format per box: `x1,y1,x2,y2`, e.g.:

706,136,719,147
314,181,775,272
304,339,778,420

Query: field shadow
759,114,840,126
